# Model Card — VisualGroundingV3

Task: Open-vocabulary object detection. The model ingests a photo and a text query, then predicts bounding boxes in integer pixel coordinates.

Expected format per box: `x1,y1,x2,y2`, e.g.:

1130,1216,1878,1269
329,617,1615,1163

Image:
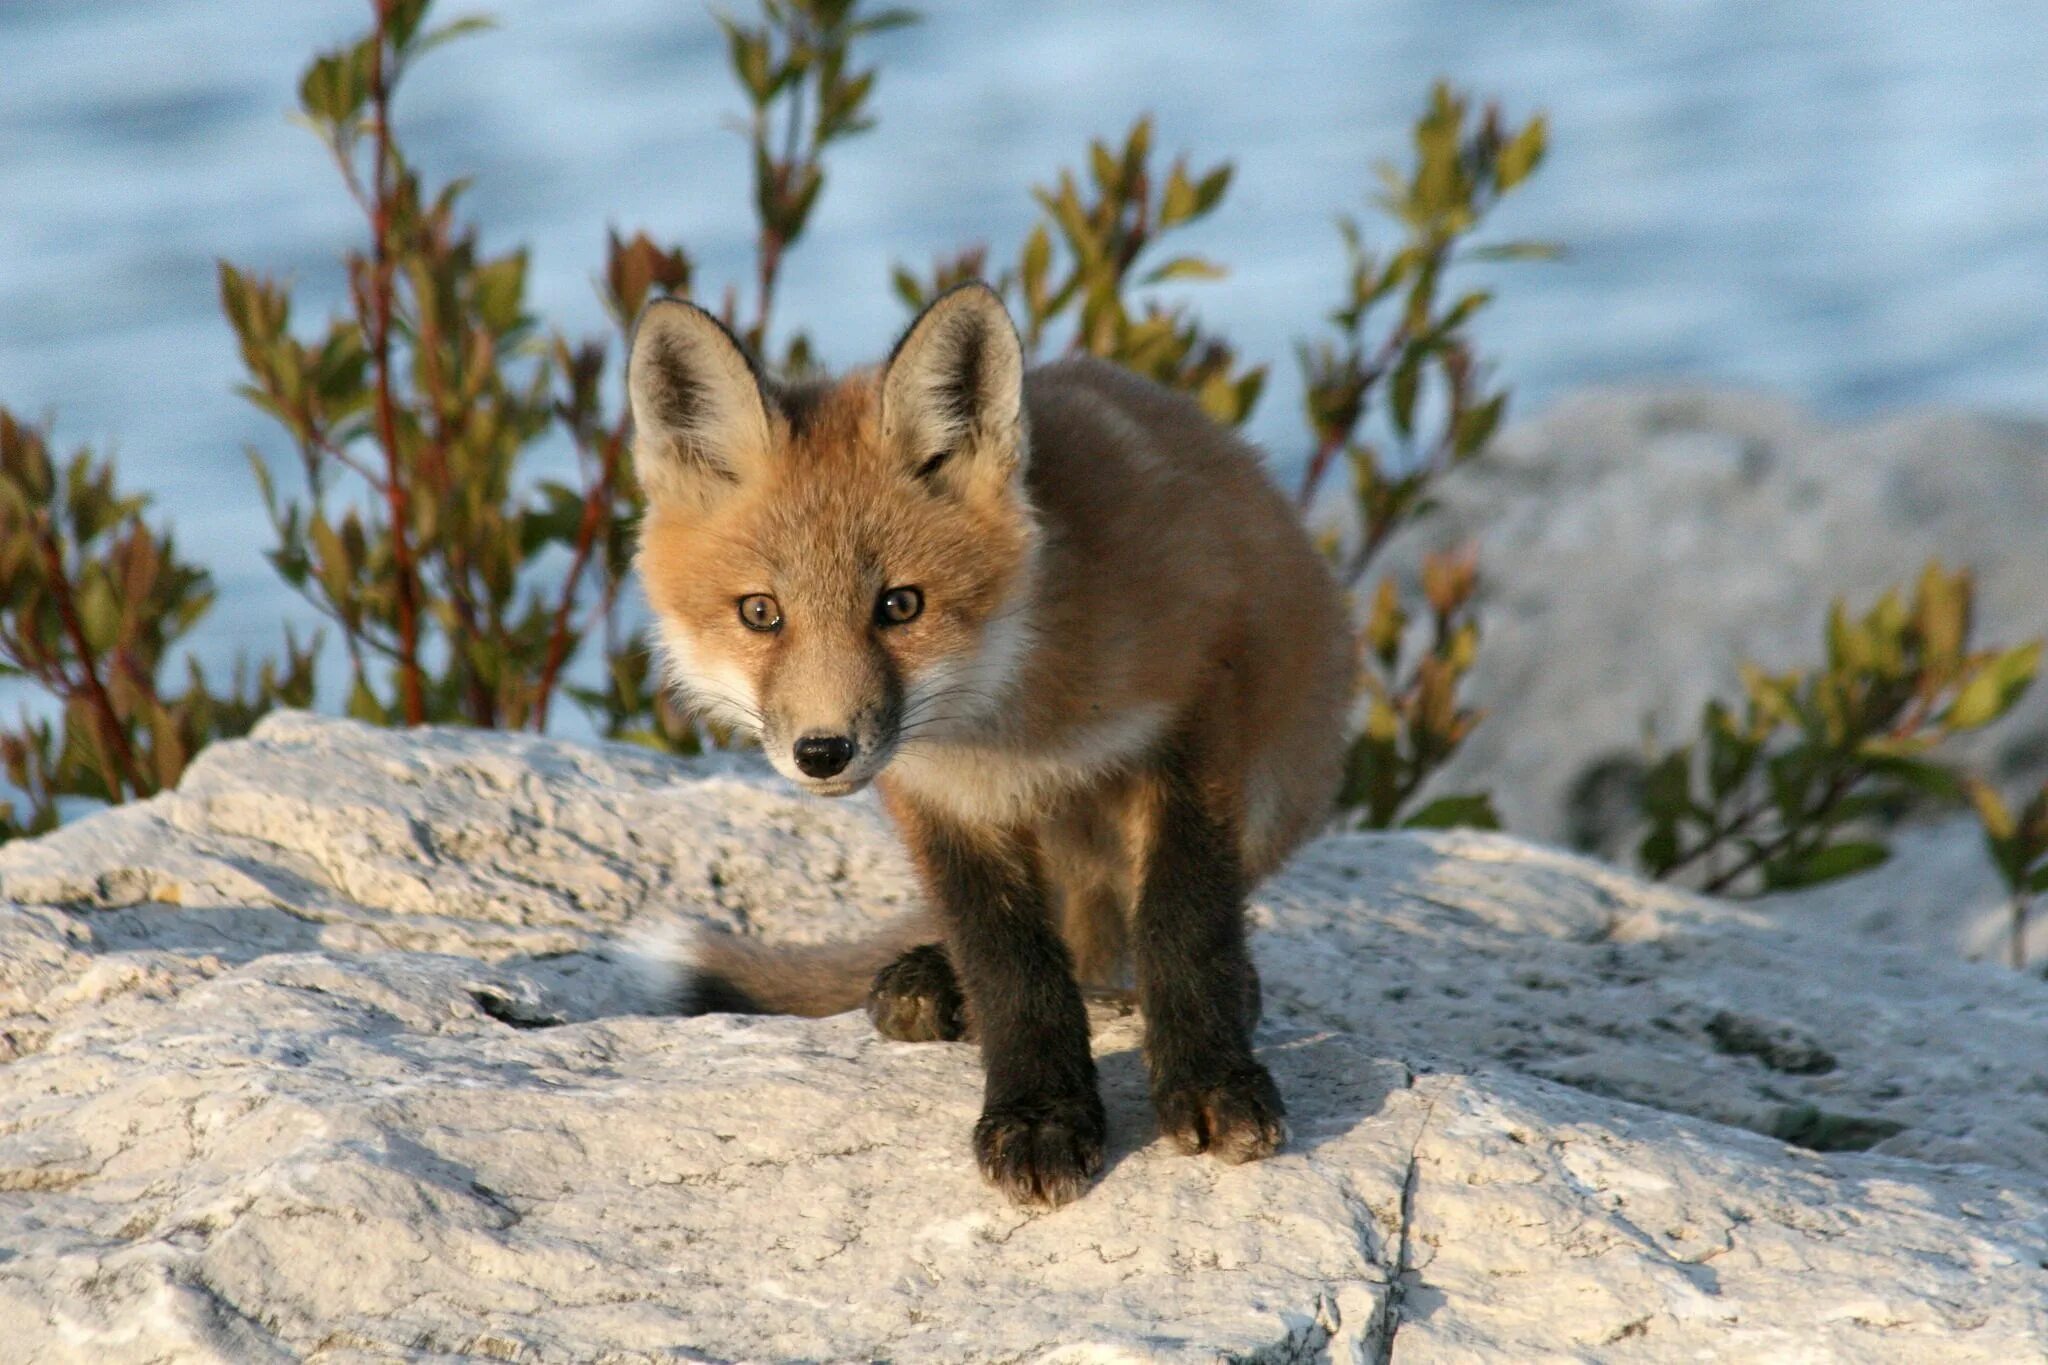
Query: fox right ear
880,283,1026,499
627,299,774,508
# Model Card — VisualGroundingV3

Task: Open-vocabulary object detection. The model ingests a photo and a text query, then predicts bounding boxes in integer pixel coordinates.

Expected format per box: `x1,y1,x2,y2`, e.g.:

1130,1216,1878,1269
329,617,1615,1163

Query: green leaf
1452,392,1506,458
386,0,431,49
1401,792,1501,831
1159,165,1198,227
1089,141,1122,195
720,18,774,106
1494,114,1547,190
1637,825,1680,876
1432,289,1492,336
471,252,529,335
1862,755,1961,801
1639,749,1694,822
1138,256,1227,286
347,677,387,724
852,8,922,35
1388,353,1419,438
76,573,121,655
890,264,924,310
1019,223,1053,314
1967,778,2015,841
1194,164,1232,215
297,44,371,125
413,14,496,60
1943,642,2041,730
1465,241,1565,263
1770,840,1890,889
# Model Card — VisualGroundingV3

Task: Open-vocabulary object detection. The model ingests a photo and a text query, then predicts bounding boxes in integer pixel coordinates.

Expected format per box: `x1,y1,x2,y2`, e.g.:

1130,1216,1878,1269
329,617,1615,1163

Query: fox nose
793,733,855,779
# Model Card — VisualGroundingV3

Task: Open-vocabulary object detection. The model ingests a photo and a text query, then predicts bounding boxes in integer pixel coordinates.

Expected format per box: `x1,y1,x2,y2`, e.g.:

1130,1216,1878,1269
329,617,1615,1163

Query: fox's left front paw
1154,1061,1287,1164
974,1092,1107,1208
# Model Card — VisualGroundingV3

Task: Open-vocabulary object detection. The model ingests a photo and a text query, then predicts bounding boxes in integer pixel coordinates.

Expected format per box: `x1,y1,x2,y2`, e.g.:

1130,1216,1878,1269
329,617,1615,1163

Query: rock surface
1372,388,2048,862
2,713,2046,1361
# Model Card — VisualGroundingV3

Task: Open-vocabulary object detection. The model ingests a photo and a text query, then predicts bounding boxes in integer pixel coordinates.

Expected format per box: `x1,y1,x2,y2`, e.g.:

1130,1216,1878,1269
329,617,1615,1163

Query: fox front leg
1131,748,1287,1164
896,804,1104,1207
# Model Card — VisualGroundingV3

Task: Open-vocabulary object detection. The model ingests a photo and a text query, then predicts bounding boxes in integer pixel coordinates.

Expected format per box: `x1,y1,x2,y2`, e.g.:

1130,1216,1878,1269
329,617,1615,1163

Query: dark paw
866,944,968,1042
1154,1062,1287,1164
973,1094,1107,1208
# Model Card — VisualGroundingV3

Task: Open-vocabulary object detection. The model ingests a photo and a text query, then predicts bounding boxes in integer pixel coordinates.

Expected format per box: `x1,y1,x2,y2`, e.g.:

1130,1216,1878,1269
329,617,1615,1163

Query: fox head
629,284,1038,796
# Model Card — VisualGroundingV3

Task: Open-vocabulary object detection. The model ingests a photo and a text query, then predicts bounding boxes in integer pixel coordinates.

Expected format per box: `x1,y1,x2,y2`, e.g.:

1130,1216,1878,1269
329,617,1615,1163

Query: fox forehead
636,371,1034,632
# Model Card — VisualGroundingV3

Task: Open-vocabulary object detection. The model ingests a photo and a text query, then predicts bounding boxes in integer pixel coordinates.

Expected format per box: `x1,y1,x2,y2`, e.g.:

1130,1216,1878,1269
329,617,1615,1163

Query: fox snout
759,693,902,796
792,733,855,779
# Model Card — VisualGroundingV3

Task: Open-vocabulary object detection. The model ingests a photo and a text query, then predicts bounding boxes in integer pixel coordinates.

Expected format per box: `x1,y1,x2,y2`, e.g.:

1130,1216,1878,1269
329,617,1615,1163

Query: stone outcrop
1372,388,2048,860
2,714,2044,1360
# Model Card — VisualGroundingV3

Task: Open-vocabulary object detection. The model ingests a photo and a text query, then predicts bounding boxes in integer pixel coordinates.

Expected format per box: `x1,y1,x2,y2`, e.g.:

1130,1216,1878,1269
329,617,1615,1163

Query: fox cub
631,284,1352,1207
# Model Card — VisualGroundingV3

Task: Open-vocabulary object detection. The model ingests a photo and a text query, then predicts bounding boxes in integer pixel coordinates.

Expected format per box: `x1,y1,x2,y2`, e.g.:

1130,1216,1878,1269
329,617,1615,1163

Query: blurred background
5,0,2044,667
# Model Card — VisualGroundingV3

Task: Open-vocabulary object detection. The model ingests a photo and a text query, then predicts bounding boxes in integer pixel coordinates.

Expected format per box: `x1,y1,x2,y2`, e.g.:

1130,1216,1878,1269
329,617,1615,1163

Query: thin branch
1699,770,1858,896
532,419,626,728
34,531,142,800
312,430,389,492
365,0,427,725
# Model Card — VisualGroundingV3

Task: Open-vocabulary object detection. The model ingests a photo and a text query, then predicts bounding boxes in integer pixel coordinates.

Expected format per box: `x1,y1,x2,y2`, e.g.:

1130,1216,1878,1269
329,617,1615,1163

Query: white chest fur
884,703,1170,826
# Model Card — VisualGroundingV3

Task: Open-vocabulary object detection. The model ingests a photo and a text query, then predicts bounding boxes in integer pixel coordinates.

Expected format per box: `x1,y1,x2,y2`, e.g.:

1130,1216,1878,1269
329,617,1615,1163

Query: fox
629,283,1353,1207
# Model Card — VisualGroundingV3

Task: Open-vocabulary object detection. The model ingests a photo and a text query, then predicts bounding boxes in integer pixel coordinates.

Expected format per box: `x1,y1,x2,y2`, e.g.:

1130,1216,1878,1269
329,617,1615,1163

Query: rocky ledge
1,713,2044,1361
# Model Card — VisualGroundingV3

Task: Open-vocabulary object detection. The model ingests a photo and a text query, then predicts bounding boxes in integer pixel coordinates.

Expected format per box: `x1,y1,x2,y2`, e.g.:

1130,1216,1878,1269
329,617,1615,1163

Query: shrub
0,411,313,840
219,0,908,752
1636,563,2039,894
1966,778,2048,968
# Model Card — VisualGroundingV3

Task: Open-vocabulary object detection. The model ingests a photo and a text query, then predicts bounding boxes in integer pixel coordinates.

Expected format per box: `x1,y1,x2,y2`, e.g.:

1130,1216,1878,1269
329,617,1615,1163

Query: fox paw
974,1094,1107,1208
1154,1062,1287,1164
866,944,968,1042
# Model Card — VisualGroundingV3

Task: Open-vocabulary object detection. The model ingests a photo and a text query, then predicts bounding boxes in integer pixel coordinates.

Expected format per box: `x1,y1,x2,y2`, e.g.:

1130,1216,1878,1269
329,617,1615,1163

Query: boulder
1372,388,2048,858
1,713,2044,1361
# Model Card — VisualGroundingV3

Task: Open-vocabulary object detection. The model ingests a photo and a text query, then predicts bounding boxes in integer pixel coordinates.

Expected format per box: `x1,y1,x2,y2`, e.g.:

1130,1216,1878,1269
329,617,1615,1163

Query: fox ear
880,283,1026,496
628,299,774,508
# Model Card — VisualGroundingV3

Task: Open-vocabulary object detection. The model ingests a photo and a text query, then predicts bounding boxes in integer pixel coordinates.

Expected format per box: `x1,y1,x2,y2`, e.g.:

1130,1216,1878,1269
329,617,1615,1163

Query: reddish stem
35,531,142,800
532,420,626,729
366,1,427,726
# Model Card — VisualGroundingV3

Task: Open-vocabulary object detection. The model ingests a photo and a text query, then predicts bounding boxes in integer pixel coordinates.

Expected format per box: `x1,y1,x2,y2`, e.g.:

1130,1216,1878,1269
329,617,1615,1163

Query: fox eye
737,594,782,631
876,586,923,626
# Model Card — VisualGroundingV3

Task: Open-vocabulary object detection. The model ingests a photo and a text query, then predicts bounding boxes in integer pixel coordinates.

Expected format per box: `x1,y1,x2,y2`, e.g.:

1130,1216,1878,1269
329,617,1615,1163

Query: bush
1634,563,2039,894
0,412,313,840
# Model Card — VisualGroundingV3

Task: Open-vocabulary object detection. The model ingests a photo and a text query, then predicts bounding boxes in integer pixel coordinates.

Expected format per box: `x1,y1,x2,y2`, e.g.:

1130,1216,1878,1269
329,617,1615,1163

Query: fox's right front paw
973,1094,1107,1208
866,943,968,1042
1154,1061,1288,1165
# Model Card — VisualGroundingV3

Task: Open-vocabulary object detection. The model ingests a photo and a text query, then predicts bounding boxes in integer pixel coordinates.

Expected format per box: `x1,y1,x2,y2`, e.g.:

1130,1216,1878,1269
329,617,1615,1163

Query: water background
3,0,2044,706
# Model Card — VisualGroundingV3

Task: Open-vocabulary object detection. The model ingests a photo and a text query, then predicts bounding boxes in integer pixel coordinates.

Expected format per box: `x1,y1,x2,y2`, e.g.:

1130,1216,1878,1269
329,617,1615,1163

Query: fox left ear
880,283,1026,495
627,298,775,510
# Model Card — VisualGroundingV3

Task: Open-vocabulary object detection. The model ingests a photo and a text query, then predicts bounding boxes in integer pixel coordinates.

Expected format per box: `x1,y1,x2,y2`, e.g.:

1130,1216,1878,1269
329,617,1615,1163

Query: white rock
1370,387,2048,855
1,714,2044,1361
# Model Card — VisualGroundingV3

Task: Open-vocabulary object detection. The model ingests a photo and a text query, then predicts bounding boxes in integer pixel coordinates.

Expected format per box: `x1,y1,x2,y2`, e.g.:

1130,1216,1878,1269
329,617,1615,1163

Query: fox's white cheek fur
900,594,1037,738
653,621,762,733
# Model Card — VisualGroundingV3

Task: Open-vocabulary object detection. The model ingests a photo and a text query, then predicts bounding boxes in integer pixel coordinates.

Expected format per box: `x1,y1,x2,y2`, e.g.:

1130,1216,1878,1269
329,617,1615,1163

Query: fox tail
628,912,937,1017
